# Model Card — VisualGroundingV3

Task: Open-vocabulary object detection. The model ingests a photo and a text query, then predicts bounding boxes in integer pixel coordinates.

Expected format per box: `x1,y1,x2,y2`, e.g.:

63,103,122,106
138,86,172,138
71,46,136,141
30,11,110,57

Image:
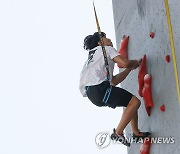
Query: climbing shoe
110,128,130,147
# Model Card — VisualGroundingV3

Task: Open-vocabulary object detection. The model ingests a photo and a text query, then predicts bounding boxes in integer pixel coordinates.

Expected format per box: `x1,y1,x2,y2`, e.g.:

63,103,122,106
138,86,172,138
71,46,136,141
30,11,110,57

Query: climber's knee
129,96,141,109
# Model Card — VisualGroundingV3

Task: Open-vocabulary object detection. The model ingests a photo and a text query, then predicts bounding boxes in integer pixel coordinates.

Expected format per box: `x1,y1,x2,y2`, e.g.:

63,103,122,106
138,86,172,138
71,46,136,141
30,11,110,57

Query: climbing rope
164,0,180,104
92,1,110,81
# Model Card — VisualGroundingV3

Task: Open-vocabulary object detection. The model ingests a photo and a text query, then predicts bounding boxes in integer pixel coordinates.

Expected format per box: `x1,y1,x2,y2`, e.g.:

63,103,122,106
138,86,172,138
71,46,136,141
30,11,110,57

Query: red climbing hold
142,74,154,116
160,104,165,112
138,55,147,97
142,74,154,107
117,35,129,68
149,32,154,38
145,106,151,117
140,137,151,154
165,55,170,63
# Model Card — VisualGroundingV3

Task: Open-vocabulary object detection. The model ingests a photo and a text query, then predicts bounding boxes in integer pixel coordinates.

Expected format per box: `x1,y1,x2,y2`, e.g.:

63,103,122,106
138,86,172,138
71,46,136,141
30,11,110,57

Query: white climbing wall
112,0,180,153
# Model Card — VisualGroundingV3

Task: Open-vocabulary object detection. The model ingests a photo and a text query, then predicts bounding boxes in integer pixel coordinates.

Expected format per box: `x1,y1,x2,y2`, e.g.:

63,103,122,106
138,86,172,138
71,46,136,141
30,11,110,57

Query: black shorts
86,81,133,108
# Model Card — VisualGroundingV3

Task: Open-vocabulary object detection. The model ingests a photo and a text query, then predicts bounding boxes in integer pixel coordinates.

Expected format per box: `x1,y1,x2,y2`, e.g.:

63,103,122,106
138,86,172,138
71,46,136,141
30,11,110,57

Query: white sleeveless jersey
79,46,119,97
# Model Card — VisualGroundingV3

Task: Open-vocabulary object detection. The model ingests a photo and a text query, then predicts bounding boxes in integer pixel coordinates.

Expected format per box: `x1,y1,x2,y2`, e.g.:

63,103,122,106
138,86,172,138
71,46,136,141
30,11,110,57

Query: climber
79,32,150,146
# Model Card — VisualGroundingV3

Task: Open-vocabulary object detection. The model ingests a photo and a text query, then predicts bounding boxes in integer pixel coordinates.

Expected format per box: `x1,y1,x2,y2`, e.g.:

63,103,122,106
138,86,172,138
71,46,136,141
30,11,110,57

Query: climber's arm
113,55,141,69
111,68,132,86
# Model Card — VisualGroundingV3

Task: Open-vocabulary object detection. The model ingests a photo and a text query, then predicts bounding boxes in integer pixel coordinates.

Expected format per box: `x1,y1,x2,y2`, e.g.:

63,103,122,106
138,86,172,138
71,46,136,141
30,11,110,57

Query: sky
0,0,127,153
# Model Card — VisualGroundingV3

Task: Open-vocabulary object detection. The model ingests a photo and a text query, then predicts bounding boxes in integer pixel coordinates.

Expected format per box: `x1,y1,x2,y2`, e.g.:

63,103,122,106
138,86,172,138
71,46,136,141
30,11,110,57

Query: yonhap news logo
95,131,175,149
95,132,110,149
125,136,175,144
135,137,175,144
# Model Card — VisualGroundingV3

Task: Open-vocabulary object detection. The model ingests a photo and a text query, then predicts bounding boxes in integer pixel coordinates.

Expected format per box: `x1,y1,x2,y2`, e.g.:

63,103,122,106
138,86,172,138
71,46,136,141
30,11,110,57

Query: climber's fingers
138,58,142,65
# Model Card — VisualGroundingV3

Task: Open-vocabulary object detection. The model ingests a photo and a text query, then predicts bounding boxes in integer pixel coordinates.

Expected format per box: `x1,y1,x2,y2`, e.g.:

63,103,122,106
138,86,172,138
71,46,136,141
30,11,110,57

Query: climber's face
98,36,113,47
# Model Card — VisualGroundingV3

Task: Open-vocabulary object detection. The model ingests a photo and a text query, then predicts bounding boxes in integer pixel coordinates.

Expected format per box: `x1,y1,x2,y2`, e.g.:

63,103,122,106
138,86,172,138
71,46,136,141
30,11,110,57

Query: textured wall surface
112,0,180,153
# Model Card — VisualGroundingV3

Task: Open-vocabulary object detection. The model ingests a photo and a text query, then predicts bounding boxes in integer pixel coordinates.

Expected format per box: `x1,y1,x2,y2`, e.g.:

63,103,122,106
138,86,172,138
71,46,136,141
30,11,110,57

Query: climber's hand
138,58,142,65
132,59,142,70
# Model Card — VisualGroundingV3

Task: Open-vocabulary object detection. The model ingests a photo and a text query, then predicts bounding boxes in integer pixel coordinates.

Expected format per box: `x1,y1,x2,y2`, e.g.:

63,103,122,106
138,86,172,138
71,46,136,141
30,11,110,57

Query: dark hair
83,32,106,50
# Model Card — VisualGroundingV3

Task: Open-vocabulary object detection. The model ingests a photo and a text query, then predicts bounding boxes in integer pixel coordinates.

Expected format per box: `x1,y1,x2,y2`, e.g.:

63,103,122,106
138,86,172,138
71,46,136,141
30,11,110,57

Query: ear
98,41,101,46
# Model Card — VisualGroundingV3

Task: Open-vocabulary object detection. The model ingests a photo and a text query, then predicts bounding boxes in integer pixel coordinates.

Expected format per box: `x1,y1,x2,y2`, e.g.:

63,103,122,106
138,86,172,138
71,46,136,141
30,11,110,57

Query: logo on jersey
87,49,96,65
